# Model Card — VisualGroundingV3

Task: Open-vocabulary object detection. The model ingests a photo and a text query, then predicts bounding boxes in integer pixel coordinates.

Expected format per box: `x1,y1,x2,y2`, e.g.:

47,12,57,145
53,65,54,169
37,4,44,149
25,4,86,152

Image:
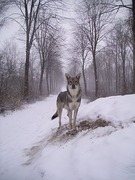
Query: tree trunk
49,70,53,94
24,49,30,100
82,64,87,96
46,71,50,95
122,56,126,94
132,0,135,93
39,57,45,96
115,45,118,94
121,47,126,95
93,52,98,98
39,66,44,96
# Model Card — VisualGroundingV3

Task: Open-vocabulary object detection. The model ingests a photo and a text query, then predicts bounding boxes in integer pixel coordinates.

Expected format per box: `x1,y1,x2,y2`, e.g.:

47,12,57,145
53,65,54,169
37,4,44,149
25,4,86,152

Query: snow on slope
0,94,135,180
79,94,135,124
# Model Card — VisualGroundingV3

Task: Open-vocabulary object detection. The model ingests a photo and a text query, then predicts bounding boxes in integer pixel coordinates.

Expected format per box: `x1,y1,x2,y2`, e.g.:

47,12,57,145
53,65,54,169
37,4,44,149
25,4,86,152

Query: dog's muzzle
72,84,75,89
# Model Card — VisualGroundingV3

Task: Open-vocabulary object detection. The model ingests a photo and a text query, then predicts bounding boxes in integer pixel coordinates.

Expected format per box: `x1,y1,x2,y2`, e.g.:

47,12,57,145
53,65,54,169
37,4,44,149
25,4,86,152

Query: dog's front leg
68,110,72,129
73,109,78,130
58,108,62,129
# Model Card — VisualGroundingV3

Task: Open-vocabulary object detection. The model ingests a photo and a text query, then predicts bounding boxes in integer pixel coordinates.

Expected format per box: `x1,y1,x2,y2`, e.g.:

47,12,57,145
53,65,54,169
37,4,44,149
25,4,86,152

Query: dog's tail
51,111,58,120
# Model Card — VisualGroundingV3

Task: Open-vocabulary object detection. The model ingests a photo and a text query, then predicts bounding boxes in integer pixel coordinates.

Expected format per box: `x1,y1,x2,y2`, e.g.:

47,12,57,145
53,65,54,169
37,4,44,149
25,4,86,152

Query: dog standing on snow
51,73,81,130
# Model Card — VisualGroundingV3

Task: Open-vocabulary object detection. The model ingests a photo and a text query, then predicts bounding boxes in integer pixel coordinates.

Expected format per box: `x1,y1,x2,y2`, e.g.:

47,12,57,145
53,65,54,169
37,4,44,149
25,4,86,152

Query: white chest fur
69,101,80,110
69,87,79,97
67,86,81,110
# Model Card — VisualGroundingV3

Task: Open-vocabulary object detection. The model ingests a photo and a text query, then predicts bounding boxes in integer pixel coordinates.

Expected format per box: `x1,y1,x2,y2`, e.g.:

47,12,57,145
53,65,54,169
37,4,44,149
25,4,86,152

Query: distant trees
72,25,89,96
115,23,129,94
0,0,134,111
13,0,63,100
0,41,23,112
0,0,13,29
95,21,132,97
108,0,134,93
76,0,113,98
35,15,63,95
20,0,41,99
0,0,64,112
72,0,133,99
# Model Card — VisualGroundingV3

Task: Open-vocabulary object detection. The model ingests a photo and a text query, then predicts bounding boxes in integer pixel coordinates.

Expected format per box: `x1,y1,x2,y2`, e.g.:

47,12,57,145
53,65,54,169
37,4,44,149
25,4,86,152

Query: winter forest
0,0,134,111
1,1,135,180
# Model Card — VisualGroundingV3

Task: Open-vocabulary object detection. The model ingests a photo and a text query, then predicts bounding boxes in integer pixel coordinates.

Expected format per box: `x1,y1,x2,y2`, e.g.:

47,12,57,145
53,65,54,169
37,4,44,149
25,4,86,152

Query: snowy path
0,95,135,180
0,96,59,180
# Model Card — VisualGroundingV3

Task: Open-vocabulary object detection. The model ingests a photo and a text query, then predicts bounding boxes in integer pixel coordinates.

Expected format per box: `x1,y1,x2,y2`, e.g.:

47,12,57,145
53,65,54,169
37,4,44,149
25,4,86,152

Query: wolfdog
51,73,81,130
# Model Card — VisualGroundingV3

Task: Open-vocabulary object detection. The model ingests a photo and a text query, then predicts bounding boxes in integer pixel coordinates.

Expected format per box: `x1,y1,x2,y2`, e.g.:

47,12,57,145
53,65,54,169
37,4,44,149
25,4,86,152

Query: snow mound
78,94,135,125
1,94,135,180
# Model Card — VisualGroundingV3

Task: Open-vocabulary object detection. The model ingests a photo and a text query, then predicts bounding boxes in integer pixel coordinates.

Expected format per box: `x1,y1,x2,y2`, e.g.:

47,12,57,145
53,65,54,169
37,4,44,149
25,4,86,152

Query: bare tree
77,0,113,98
45,30,63,95
95,20,132,97
0,41,23,112
35,15,63,95
73,25,89,96
35,18,50,95
107,0,135,93
116,24,128,94
13,0,42,99
132,0,135,92
14,0,61,100
0,0,13,29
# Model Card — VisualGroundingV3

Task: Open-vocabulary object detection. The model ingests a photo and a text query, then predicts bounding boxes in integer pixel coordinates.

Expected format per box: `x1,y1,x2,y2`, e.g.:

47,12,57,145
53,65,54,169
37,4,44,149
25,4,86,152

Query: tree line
0,0,64,112
69,0,134,99
0,0,134,112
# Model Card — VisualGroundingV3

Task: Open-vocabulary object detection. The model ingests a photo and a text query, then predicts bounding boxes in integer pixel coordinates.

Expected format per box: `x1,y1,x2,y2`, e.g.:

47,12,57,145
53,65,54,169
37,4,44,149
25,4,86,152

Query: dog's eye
69,81,72,84
75,81,78,84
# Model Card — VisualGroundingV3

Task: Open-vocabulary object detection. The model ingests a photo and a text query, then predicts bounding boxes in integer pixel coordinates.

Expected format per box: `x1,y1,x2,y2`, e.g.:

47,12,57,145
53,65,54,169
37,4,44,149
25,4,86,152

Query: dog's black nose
72,84,75,89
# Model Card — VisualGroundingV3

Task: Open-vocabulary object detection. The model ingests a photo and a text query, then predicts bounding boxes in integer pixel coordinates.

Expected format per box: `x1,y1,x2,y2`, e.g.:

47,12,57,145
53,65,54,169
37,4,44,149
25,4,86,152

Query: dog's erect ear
76,73,81,79
65,73,70,80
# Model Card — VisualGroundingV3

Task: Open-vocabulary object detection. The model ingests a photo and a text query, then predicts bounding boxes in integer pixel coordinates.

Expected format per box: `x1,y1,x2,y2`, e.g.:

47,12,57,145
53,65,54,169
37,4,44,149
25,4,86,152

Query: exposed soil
78,119,111,132
24,119,113,165
48,118,112,142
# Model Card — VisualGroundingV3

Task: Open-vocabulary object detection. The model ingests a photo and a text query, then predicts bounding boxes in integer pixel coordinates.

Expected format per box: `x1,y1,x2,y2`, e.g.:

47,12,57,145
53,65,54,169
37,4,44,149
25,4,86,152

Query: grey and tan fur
51,73,81,130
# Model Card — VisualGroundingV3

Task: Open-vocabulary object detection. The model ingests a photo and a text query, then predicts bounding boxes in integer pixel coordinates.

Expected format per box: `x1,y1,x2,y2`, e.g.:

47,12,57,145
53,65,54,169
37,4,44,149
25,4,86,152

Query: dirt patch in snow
23,119,114,165
48,118,112,143
78,119,111,131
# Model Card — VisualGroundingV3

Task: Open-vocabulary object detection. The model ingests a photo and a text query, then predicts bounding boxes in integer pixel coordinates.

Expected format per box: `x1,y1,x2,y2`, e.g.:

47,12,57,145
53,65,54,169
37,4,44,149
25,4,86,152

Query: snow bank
78,94,135,124
38,123,135,180
0,94,135,180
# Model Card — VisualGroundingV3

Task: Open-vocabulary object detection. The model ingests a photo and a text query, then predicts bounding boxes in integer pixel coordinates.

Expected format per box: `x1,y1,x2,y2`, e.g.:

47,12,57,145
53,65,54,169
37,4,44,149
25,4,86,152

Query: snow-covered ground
0,94,135,180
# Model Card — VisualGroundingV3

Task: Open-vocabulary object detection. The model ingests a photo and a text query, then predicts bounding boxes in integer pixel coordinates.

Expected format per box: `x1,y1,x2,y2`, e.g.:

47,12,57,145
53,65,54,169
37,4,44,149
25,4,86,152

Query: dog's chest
64,87,81,110
69,99,80,110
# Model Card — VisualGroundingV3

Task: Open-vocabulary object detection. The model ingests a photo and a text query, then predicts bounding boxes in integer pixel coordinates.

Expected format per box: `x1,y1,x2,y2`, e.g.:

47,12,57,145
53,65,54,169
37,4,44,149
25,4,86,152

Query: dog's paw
66,129,78,136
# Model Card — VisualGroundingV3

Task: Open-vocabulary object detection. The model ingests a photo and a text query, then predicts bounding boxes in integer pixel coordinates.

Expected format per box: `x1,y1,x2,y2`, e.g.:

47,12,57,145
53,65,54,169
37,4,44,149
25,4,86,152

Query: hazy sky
0,0,131,49
0,0,75,49
0,6,22,48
